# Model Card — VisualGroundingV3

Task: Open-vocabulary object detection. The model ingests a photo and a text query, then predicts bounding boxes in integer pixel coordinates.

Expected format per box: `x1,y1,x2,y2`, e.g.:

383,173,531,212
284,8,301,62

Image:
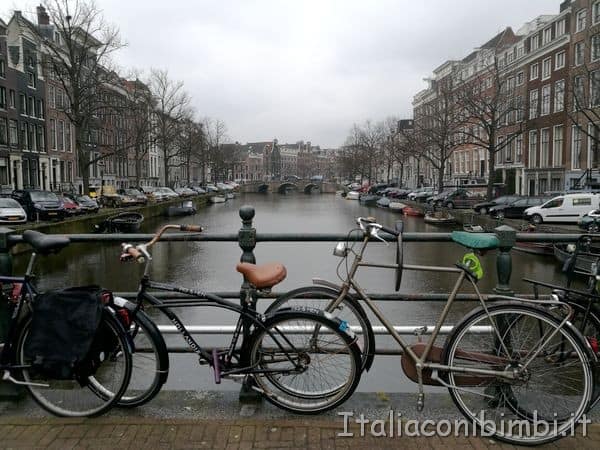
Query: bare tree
148,68,191,186
411,80,463,193
33,0,125,194
177,119,205,185
204,118,229,182
456,57,525,199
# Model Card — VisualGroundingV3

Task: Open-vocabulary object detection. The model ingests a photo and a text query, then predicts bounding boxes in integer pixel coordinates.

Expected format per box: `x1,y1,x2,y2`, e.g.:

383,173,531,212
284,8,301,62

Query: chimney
37,5,50,25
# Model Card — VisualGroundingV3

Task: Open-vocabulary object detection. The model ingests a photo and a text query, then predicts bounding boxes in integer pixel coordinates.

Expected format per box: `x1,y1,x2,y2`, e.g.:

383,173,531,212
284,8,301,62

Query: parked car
205,184,219,193
60,194,82,215
189,186,207,194
578,210,600,232
368,183,389,194
489,196,549,219
118,188,148,206
0,198,27,224
428,188,463,207
442,190,485,209
74,195,100,213
407,187,434,201
154,187,179,200
525,193,600,224
12,189,65,221
216,182,234,192
0,187,14,198
174,187,196,197
473,195,521,215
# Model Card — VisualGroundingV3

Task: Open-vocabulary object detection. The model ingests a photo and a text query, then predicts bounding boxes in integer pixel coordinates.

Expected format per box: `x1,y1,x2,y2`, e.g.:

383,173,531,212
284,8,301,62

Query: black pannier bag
24,286,106,380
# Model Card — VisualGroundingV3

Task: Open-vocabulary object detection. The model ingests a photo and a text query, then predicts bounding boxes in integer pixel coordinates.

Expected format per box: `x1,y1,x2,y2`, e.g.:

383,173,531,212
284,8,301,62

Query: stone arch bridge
240,181,339,194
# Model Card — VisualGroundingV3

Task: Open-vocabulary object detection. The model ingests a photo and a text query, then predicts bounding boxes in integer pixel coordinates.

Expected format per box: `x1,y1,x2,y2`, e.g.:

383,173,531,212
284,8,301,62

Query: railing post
493,224,516,296
0,227,21,399
237,205,261,403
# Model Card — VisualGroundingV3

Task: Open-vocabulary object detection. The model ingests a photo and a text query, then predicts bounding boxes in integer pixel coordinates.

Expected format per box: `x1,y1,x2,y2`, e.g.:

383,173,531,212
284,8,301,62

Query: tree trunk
487,152,495,201
162,145,170,186
438,165,445,194
77,139,90,195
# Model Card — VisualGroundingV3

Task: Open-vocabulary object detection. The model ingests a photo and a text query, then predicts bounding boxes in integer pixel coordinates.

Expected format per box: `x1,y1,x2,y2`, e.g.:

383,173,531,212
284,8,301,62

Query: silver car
0,198,27,224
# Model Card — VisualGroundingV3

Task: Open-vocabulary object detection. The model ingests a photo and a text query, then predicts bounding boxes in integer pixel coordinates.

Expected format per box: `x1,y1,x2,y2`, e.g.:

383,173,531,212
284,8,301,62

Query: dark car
0,187,14,198
12,189,65,221
442,190,485,209
490,196,549,219
60,194,82,215
473,195,521,215
428,188,464,206
75,195,100,213
368,183,389,194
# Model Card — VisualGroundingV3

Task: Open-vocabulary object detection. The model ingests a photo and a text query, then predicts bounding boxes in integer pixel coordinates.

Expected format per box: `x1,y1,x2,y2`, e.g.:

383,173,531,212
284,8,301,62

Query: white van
524,193,600,224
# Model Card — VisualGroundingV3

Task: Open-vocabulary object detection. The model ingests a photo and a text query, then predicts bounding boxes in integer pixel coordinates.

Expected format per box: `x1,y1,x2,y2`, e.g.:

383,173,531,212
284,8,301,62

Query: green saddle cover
451,231,499,250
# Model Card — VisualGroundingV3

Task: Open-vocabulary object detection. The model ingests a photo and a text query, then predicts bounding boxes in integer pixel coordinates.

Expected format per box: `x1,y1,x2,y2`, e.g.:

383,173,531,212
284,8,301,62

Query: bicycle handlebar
120,223,203,263
356,217,399,238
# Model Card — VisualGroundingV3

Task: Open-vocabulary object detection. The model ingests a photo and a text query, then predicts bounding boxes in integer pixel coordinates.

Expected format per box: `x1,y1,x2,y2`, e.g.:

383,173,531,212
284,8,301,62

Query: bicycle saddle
22,230,70,255
236,262,287,289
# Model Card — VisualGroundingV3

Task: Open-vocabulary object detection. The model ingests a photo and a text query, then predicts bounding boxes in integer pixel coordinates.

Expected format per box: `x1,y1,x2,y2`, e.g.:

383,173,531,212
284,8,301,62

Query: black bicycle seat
22,230,70,255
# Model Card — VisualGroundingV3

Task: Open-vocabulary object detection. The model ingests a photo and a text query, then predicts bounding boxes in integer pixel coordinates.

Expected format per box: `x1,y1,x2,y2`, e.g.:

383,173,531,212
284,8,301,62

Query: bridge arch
303,183,321,194
277,182,297,194
258,183,269,193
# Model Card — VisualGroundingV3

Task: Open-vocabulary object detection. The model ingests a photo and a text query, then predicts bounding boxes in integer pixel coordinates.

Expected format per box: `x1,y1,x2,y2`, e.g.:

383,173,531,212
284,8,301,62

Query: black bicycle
108,223,362,413
0,230,132,417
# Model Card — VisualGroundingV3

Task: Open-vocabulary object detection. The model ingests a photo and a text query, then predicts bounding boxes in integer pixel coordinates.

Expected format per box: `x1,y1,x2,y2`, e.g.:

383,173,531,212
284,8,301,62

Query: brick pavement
0,417,599,449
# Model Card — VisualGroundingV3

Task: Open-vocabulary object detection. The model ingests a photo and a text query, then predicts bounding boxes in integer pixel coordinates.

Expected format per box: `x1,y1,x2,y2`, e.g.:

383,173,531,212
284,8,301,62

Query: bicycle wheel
248,307,361,414
115,308,169,408
442,303,594,446
265,286,375,371
16,310,132,417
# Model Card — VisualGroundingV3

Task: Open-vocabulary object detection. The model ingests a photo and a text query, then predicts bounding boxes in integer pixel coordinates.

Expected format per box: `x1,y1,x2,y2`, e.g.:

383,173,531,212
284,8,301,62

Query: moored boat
210,195,226,204
513,224,554,255
553,243,600,274
389,202,406,212
376,197,390,208
346,191,360,200
424,211,456,225
165,200,197,217
403,206,424,217
359,194,379,206
94,212,144,233
225,192,235,200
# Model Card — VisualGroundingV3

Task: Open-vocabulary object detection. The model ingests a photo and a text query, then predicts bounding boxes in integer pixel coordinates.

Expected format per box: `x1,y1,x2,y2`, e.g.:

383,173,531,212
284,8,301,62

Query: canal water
10,193,568,393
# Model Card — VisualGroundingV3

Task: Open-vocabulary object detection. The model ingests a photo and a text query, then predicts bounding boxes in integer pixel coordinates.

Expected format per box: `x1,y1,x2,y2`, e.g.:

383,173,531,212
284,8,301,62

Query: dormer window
542,27,552,45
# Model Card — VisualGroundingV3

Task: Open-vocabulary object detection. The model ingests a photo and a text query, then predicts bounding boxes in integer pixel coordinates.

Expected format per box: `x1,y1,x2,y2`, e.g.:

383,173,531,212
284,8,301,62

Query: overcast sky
4,0,562,147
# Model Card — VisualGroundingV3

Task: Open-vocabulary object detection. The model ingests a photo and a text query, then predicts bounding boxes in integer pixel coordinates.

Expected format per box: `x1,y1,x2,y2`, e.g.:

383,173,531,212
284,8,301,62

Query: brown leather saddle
236,262,287,289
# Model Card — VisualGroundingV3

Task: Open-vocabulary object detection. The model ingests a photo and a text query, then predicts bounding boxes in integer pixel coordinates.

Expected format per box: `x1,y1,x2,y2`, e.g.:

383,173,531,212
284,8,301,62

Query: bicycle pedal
416,393,424,411
212,349,222,384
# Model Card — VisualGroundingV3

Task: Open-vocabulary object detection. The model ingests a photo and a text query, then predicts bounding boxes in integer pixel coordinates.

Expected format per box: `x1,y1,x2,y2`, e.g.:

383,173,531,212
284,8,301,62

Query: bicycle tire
116,308,169,408
442,302,594,446
16,310,132,417
248,307,362,414
265,286,375,372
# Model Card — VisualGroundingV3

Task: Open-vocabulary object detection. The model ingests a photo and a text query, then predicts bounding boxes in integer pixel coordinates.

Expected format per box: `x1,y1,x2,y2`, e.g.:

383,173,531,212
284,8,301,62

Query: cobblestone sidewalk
0,417,599,449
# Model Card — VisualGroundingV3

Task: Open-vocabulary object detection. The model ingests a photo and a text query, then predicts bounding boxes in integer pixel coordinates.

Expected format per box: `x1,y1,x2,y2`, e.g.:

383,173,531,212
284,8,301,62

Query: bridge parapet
240,181,339,193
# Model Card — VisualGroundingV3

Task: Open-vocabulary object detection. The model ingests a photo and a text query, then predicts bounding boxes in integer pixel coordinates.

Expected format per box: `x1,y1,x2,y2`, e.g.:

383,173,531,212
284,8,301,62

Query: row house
2,11,47,191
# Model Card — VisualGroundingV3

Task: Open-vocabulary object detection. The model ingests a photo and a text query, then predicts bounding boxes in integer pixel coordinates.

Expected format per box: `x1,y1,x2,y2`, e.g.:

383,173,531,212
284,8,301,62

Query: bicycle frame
316,233,573,387
130,273,314,379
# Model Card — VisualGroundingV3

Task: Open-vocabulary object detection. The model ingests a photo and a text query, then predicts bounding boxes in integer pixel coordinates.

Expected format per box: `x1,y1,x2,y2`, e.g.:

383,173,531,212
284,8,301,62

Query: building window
531,35,539,51
594,1,600,25
543,27,552,45
0,60,5,78
27,123,34,151
28,97,34,117
575,41,585,66
555,50,566,69
577,9,587,32
0,86,5,109
9,120,17,146
516,134,523,163
48,86,55,109
540,128,550,167
37,99,44,119
65,123,71,152
58,120,64,151
19,94,26,115
36,125,44,152
529,89,539,119
541,84,551,115
9,90,15,108
517,44,525,58
516,95,524,122
542,57,552,79
592,71,600,107
50,119,56,150
0,118,7,145
530,63,539,80
574,75,585,110
572,125,583,169
556,18,566,37
529,130,538,168
555,79,565,111
20,122,27,149
27,72,36,89
516,71,524,85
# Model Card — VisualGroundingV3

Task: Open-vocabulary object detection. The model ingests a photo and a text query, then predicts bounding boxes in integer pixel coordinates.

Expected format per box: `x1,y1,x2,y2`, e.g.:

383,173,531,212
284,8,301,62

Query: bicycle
0,230,132,417
112,224,362,413
266,217,597,445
